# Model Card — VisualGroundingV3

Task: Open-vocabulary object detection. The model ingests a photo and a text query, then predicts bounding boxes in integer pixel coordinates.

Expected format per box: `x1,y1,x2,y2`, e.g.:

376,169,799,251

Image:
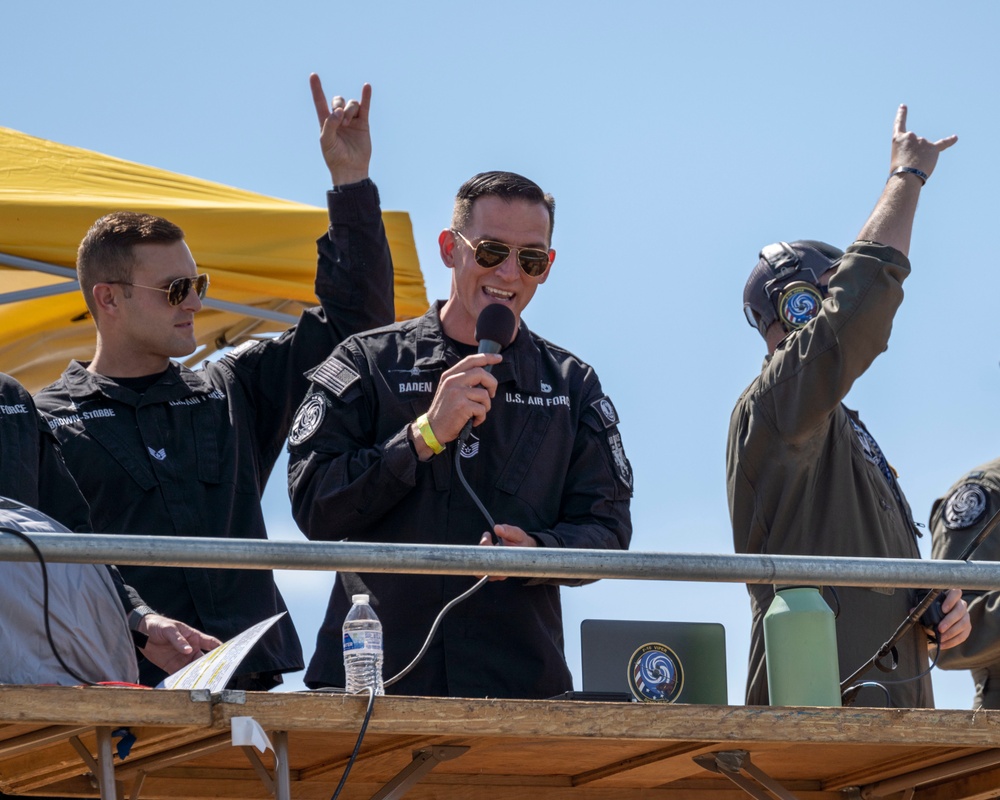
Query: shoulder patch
310,357,360,398
943,482,989,530
589,395,620,429
229,339,264,358
289,394,326,447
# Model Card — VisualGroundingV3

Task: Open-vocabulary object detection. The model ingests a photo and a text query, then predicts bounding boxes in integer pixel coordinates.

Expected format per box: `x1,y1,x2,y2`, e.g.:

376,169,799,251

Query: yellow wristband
415,413,445,455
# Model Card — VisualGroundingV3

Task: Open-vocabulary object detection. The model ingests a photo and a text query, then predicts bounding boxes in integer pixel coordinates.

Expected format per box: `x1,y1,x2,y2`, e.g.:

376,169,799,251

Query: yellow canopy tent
0,126,428,392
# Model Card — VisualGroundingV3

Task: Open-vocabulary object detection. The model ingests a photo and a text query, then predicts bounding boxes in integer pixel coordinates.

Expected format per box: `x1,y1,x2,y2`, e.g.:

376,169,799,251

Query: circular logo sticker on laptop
627,642,684,702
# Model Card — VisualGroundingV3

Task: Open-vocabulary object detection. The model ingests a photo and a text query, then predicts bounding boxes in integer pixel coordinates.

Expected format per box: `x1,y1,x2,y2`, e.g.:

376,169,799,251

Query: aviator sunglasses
109,273,210,306
451,229,551,277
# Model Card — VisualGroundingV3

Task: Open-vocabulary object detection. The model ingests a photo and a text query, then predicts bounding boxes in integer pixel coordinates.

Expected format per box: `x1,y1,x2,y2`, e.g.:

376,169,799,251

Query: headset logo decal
627,642,684,702
778,282,824,329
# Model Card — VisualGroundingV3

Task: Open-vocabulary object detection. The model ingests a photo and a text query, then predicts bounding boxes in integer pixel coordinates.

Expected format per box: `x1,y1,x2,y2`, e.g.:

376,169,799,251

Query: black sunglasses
110,273,210,306
452,230,551,277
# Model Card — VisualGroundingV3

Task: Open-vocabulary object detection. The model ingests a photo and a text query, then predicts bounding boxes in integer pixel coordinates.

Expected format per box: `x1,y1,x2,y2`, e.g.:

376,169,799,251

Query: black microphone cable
322,305,518,796
383,444,495,689
384,305,515,687
318,430,499,799
0,526,98,686
328,684,375,800
840,506,999,705
840,633,942,708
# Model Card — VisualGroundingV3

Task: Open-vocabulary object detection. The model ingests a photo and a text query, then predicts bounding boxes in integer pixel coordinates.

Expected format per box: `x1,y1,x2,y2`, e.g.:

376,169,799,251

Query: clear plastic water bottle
343,594,384,695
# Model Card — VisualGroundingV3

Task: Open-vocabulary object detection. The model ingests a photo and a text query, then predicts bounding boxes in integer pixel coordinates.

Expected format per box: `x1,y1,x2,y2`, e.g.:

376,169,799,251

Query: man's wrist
412,414,444,459
408,421,435,460
887,166,928,186
330,174,371,190
128,604,156,632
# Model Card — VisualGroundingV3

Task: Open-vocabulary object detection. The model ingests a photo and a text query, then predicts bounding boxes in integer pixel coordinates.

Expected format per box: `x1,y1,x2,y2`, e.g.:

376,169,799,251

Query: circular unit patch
288,394,326,446
627,642,684,703
778,282,823,329
599,398,618,425
943,482,988,530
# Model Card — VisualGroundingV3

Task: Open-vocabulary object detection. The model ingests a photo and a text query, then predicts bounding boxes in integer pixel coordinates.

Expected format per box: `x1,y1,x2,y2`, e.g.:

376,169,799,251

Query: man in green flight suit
729,106,970,708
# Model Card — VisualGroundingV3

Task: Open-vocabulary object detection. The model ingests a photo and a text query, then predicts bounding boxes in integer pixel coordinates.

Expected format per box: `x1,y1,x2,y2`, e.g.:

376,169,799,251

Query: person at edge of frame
0,370,221,683
729,105,970,708
930,460,1000,708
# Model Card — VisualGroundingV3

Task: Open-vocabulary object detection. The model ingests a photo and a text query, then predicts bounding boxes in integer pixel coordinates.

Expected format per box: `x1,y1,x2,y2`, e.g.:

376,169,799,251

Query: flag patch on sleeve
310,357,360,398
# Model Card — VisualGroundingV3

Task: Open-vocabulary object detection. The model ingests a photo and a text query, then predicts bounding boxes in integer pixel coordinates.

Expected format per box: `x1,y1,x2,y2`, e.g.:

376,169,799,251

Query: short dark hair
451,171,556,241
77,212,185,316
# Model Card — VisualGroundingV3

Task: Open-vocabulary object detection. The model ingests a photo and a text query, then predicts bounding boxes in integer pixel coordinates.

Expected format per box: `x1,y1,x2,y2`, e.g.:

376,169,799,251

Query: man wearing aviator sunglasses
450,229,552,278
35,74,396,692
107,272,211,307
288,169,632,699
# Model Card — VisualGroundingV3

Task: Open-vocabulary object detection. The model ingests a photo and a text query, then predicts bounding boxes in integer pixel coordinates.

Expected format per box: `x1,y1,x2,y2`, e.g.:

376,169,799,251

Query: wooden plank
0,686,212,727
216,694,1000,747
111,732,233,779
0,725,90,758
575,741,786,788
916,764,1000,800
25,772,847,800
0,726,223,794
296,734,430,781
571,741,713,784
417,736,649,778
823,746,983,790
2,689,1000,799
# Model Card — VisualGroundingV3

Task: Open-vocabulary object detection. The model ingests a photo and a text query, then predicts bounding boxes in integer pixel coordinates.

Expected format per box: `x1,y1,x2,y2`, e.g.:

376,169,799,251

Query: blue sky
5,1,999,708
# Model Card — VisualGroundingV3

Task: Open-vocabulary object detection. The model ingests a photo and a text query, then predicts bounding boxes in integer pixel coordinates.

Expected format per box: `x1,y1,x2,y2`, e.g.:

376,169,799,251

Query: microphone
458,304,516,445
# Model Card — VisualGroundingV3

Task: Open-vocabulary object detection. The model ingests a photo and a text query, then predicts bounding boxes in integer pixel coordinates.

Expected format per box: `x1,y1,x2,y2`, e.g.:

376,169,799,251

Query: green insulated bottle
763,586,841,706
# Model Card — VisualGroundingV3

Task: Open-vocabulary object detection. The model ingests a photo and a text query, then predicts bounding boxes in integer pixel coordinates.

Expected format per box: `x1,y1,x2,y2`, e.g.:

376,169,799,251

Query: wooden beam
0,686,212,727
113,732,233,779
0,725,90,758
215,694,1000,748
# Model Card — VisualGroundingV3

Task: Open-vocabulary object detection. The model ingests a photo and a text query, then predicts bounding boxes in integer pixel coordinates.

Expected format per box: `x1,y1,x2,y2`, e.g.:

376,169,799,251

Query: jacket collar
410,301,541,393
62,360,217,406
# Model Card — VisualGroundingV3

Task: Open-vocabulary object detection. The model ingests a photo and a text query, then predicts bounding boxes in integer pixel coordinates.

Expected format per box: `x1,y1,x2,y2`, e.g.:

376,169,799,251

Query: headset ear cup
777,281,824,330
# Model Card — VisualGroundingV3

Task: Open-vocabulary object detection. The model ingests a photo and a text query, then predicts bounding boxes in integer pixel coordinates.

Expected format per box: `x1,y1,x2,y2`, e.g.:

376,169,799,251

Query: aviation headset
742,240,844,338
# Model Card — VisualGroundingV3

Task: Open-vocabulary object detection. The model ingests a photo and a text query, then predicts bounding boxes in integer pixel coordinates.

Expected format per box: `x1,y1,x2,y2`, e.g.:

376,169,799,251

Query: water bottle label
343,630,383,652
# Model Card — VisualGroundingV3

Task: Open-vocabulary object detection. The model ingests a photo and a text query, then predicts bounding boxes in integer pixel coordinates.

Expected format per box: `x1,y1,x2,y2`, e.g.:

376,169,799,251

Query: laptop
579,619,728,704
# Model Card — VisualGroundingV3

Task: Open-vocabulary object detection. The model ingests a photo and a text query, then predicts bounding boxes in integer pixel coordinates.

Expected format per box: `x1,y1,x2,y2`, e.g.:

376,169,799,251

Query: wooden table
2,686,999,799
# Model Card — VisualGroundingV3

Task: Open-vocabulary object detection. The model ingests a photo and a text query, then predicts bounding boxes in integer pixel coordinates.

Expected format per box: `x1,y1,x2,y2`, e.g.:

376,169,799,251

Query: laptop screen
580,619,727,704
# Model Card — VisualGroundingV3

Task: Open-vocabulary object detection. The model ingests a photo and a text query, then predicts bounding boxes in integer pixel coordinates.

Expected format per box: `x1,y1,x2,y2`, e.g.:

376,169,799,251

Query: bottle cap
351,594,370,604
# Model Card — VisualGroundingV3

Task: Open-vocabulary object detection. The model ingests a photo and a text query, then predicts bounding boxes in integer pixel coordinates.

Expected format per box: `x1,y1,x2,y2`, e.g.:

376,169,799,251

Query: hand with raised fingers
889,104,958,186
309,73,372,186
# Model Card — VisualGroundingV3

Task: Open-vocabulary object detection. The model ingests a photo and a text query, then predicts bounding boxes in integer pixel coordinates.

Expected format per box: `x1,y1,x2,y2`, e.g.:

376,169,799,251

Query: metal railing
1,533,999,590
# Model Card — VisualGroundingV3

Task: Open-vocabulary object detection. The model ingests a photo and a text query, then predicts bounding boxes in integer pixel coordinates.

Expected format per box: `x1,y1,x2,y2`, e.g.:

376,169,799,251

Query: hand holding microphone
458,304,516,444
409,305,516,460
